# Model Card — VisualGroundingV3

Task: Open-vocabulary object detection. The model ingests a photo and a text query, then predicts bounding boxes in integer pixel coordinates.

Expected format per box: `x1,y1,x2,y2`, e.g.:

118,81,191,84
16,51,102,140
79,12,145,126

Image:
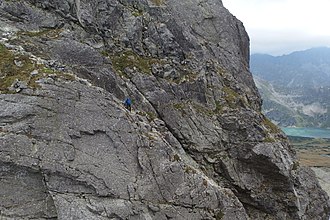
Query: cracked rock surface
0,0,329,219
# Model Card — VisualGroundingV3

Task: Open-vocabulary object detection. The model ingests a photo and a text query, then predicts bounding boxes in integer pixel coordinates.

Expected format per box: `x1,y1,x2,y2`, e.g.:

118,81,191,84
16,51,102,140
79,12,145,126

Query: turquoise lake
281,127,330,139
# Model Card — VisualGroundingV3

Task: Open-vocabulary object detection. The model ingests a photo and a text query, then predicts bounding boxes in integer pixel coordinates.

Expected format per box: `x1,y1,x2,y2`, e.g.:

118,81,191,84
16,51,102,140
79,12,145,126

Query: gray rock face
0,0,329,219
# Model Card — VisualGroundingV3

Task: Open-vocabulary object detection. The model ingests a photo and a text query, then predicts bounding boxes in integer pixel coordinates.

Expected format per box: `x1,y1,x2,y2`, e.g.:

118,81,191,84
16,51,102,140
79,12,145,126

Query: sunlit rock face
0,0,329,219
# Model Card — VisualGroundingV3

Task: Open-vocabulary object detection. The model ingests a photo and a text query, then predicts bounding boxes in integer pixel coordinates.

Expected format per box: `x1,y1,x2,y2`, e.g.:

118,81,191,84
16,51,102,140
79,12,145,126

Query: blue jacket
125,98,132,106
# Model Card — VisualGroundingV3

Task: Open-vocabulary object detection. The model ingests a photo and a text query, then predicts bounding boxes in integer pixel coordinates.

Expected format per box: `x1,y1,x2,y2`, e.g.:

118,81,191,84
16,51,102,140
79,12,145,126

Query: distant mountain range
251,47,330,128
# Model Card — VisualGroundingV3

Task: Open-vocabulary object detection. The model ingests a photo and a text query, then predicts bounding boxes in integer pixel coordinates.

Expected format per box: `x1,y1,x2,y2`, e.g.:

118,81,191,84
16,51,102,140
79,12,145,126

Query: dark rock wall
0,0,329,219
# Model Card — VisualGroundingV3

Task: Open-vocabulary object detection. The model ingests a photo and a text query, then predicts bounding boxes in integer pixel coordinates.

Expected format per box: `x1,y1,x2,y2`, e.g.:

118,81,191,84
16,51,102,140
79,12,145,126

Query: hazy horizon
251,46,330,56
222,0,330,56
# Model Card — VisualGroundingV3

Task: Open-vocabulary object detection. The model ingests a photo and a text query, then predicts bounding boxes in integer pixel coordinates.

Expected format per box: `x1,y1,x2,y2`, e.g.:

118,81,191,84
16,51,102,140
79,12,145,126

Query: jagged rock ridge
0,0,329,219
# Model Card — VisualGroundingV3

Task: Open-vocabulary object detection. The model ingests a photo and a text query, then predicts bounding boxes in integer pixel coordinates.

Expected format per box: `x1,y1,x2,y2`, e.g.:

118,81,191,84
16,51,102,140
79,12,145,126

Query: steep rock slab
0,80,248,219
0,162,56,219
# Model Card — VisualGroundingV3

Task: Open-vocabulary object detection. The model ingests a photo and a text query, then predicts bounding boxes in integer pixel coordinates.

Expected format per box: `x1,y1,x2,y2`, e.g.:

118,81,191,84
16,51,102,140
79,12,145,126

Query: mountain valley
251,48,330,128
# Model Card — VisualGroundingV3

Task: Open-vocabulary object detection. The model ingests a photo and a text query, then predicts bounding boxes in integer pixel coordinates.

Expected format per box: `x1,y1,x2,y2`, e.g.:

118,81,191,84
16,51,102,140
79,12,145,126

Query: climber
124,98,132,112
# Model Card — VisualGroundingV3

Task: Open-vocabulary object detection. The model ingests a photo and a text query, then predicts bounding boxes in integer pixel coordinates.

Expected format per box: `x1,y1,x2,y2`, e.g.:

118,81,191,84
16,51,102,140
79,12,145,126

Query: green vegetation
146,111,157,122
222,86,239,108
215,101,223,114
287,136,330,167
125,2,145,17
261,117,283,142
100,50,109,57
172,69,198,84
137,111,158,122
292,161,299,170
202,179,208,187
192,102,215,117
172,154,181,162
146,132,157,141
132,9,144,17
215,211,224,220
263,117,281,134
151,0,165,6
184,165,197,174
173,103,185,111
264,136,276,143
105,50,197,84
172,100,225,118
18,28,62,39
216,66,226,76
0,43,39,91
0,43,74,93
108,50,160,77
287,136,330,148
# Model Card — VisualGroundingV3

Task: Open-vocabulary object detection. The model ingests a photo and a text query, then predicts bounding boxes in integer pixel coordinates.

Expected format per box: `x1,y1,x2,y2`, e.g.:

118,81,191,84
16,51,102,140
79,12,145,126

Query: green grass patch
216,211,224,220
109,50,160,77
264,136,276,143
151,0,165,6
18,28,62,39
172,71,198,84
100,50,109,57
287,136,330,148
263,117,281,134
136,111,157,122
172,154,181,162
292,161,299,170
146,111,157,121
191,102,214,117
217,67,226,76
0,44,38,91
215,101,223,114
222,86,239,108
0,43,75,93
184,165,197,174
172,101,224,118
132,9,144,17
173,103,185,110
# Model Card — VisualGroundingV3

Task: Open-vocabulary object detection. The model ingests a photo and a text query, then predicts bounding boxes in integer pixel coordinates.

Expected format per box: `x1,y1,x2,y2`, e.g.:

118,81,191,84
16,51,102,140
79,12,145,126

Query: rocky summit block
0,0,329,219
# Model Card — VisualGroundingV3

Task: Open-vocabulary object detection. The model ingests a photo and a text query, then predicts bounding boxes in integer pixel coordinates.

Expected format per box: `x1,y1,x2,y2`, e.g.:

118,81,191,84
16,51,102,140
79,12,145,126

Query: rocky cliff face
0,0,329,219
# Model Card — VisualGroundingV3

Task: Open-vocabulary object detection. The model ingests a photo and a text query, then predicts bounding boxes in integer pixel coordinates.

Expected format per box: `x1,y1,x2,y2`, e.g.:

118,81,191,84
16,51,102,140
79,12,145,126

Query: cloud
223,0,330,55
249,29,330,55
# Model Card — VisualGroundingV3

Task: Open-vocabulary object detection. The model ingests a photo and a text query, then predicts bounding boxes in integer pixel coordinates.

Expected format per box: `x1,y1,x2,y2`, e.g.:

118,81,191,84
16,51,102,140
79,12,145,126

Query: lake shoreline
288,136,330,196
281,127,330,139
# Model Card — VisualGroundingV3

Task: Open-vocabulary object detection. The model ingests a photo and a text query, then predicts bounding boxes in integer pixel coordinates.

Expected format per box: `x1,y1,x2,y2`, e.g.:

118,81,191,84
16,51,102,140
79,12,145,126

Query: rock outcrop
0,0,329,219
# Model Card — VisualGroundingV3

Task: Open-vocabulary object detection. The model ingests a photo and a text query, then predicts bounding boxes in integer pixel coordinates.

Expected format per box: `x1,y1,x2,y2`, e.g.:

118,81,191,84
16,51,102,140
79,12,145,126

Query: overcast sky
222,0,330,55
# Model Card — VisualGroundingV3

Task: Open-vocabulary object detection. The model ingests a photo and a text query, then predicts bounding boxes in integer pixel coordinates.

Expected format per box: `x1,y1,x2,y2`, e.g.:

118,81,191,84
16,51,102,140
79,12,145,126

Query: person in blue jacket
124,98,132,111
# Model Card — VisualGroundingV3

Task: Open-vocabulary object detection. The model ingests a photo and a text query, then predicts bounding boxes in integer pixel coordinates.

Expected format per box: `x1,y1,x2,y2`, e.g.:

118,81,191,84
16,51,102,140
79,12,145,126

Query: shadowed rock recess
0,0,329,219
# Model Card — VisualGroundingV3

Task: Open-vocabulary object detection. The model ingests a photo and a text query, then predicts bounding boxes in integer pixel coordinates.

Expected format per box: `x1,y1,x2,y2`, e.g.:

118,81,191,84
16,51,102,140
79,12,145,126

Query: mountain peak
252,46,330,128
